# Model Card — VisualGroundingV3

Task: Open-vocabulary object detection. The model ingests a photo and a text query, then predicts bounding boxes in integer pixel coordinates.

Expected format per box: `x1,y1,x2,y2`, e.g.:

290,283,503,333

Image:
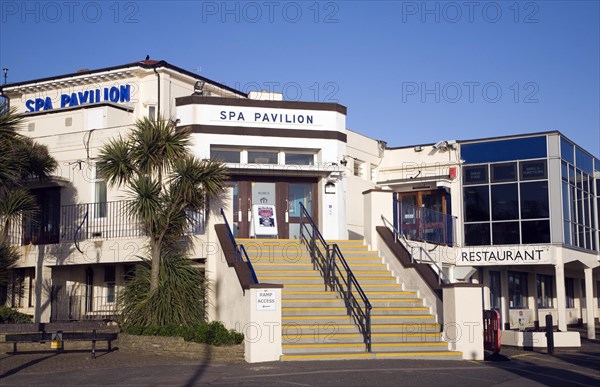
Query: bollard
545,314,554,355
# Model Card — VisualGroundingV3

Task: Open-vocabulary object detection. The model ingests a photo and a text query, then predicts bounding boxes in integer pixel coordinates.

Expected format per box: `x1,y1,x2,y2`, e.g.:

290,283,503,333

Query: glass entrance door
287,183,313,239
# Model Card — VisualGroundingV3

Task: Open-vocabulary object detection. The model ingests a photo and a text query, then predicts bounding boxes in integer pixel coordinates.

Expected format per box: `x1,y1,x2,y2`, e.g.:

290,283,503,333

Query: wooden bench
2,322,118,359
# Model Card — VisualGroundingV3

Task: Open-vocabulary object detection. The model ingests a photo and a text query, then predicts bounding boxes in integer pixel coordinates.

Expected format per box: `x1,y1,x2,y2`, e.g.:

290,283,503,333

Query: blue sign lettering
26,84,132,112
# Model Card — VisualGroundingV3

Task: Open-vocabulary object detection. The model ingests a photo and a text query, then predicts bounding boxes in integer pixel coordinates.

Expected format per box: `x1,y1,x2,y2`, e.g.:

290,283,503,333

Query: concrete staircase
239,239,461,361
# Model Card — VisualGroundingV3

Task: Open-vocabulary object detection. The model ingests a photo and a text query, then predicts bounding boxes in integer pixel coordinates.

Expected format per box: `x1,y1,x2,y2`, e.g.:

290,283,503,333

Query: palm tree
0,102,57,286
97,115,227,292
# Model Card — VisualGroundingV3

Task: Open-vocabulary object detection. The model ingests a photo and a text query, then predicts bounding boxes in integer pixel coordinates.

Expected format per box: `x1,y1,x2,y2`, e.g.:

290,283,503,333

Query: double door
230,177,317,239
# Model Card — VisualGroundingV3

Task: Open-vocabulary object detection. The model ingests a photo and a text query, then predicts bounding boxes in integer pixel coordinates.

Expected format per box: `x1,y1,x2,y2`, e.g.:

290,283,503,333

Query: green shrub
0,306,33,323
123,321,243,346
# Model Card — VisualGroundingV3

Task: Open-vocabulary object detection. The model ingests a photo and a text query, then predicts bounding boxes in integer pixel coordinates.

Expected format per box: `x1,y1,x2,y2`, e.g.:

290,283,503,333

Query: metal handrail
382,215,451,285
299,203,372,352
220,208,258,285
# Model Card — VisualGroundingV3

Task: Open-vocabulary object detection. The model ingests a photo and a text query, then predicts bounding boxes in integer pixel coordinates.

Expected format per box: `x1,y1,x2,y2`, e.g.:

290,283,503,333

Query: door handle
248,198,252,222
285,199,289,223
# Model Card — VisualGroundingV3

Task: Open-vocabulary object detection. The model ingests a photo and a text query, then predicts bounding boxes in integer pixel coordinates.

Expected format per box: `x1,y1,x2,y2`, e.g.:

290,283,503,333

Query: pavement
1,334,599,386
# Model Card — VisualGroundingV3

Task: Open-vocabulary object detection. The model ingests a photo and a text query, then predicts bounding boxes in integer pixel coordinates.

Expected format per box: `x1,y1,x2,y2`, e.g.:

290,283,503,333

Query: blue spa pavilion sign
25,84,131,112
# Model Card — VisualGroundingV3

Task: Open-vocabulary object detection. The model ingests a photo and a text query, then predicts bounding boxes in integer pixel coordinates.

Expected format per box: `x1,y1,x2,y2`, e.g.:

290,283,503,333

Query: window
565,278,575,308
211,148,240,163
463,165,488,185
491,184,518,220
492,222,520,245
489,271,501,310
286,153,314,165
508,271,528,308
536,274,553,308
248,151,278,164
464,223,490,246
461,136,547,164
22,188,60,245
148,106,156,121
520,181,549,219
464,186,490,222
95,166,107,218
521,220,550,243
104,265,116,303
520,160,547,180
491,163,517,182
123,264,136,283
353,160,364,177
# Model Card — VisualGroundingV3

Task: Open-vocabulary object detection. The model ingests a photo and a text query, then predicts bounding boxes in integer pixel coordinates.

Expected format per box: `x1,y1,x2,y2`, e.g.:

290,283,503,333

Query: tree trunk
150,241,160,291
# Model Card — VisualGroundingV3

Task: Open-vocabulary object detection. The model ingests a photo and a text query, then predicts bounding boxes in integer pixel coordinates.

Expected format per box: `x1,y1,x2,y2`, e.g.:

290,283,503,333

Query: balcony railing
4,200,206,246
50,285,120,322
393,198,457,246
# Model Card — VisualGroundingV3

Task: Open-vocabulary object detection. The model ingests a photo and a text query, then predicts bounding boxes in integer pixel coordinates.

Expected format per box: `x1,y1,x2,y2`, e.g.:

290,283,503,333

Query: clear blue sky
1,1,598,157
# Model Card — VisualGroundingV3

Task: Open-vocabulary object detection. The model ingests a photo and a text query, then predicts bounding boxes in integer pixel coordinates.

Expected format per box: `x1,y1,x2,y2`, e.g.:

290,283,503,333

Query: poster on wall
251,204,278,237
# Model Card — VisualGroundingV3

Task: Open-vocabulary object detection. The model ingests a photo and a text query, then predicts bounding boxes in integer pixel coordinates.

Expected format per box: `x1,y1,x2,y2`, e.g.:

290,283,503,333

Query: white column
555,254,568,331
584,267,596,340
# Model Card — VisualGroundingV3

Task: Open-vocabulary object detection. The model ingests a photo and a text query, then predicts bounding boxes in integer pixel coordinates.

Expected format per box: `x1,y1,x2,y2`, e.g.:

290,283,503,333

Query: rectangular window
104,265,116,303
508,271,528,309
464,223,491,246
123,264,136,283
248,151,278,164
210,148,240,163
520,181,549,219
464,186,490,222
565,278,575,308
353,160,364,177
561,137,574,164
489,271,501,310
520,160,547,180
463,165,488,185
286,153,314,166
536,274,553,308
148,106,156,121
521,220,550,244
491,163,517,182
461,136,547,164
95,166,107,218
491,184,519,220
492,222,520,245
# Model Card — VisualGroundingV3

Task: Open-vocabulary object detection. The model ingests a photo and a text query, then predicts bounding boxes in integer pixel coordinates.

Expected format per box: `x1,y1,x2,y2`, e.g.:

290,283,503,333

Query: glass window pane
288,183,313,216
561,162,568,182
576,147,594,174
461,136,547,164
491,163,517,182
520,181,549,219
563,220,571,245
522,220,550,243
286,153,314,165
492,222,520,245
464,223,490,246
492,184,519,220
561,137,574,164
248,151,278,164
464,186,490,221
463,165,488,185
562,182,570,222
520,160,547,180
211,149,240,163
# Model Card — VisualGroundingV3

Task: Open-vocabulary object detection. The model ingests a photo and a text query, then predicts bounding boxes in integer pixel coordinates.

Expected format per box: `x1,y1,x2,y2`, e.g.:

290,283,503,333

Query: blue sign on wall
25,84,131,112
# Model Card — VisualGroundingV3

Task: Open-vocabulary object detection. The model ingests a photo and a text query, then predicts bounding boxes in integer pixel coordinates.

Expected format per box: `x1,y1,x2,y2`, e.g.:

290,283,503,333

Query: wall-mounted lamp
325,181,336,194
414,145,423,152
340,158,348,167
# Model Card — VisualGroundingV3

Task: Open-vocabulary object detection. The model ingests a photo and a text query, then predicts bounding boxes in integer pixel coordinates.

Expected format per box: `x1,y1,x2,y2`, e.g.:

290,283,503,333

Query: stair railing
299,203,372,352
221,208,258,285
382,215,450,285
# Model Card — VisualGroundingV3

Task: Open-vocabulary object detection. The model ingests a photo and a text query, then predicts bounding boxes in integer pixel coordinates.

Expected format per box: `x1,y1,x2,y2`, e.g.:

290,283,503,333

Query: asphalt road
2,341,599,386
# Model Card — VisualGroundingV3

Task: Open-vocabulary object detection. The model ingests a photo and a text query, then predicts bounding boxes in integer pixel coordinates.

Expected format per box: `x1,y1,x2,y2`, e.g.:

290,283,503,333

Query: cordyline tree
96,115,227,296
0,101,57,287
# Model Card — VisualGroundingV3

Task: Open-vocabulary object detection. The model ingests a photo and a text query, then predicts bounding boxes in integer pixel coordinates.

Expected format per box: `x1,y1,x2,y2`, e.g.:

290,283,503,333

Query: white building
1,59,598,360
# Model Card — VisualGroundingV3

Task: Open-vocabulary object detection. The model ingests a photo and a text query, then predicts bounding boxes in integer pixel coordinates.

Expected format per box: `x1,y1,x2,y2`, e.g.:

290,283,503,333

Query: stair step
281,351,463,361
372,342,449,352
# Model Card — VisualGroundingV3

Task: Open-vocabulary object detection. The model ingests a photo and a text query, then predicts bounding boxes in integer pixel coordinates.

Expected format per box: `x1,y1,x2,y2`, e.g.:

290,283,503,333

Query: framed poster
251,204,278,237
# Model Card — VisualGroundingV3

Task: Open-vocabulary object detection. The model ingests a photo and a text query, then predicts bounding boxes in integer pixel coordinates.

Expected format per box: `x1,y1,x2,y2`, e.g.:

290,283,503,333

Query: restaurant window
489,271,501,310
508,271,528,309
104,265,116,303
536,274,553,308
286,153,314,166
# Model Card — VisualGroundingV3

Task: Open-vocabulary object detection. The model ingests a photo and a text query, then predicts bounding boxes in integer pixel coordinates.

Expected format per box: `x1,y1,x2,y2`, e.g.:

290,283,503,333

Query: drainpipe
153,64,160,119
